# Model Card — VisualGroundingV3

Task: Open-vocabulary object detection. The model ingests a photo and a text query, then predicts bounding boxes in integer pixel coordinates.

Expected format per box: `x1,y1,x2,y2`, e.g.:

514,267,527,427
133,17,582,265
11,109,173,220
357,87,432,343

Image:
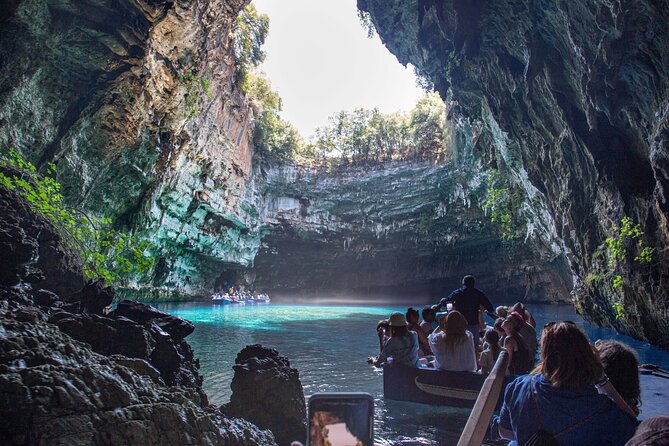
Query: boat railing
456,350,510,446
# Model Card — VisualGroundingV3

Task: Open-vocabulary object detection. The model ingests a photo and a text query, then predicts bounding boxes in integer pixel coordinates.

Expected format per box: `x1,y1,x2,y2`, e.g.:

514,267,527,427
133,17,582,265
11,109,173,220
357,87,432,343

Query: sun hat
389,312,408,327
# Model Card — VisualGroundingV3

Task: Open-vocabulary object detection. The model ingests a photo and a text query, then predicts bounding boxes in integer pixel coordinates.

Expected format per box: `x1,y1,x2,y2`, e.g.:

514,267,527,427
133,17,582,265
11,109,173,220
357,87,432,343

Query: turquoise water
153,300,669,445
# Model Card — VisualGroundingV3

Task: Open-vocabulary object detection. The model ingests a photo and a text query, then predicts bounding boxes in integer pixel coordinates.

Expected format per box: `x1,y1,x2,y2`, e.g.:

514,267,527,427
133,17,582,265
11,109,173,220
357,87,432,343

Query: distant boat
211,291,270,305
248,294,271,304
383,365,510,408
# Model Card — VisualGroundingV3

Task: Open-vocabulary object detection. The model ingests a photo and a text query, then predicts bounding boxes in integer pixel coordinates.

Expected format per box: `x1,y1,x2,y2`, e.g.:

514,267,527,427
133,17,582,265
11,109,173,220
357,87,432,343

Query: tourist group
369,275,668,446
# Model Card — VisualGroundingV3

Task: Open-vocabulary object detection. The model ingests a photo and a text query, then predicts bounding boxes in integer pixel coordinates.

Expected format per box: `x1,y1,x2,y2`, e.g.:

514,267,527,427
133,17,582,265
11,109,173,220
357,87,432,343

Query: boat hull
383,365,511,408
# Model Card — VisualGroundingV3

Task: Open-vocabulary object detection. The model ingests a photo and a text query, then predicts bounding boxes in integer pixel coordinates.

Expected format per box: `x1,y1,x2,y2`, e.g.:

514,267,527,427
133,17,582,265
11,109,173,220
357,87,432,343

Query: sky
253,0,424,139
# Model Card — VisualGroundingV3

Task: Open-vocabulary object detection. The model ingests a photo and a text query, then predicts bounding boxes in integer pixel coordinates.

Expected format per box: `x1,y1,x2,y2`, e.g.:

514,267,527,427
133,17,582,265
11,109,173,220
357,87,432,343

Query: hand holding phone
307,392,374,446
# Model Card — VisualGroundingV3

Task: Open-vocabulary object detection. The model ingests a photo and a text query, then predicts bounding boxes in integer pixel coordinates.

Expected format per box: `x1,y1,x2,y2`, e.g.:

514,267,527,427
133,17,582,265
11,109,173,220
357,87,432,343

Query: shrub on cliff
246,72,307,165
234,3,269,89
0,148,154,285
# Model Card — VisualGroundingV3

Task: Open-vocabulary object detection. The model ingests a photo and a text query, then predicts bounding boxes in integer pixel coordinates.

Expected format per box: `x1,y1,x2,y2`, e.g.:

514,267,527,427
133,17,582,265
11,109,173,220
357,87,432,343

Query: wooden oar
640,363,669,379
457,350,510,446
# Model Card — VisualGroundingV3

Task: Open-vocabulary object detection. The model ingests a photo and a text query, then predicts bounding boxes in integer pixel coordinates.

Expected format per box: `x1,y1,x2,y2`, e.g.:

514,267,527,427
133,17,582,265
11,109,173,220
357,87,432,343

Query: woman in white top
428,310,478,372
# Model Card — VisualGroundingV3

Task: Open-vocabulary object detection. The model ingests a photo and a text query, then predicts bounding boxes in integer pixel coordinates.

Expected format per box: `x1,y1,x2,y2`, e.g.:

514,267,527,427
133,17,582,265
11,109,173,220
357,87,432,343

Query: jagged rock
0,301,277,446
109,355,163,384
50,309,206,402
224,344,307,446
33,289,59,308
52,312,156,359
111,300,195,340
0,154,281,445
67,279,115,315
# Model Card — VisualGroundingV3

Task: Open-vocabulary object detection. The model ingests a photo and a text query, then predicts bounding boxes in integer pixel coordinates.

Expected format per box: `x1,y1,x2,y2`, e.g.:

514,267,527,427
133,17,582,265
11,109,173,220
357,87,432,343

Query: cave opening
230,0,574,303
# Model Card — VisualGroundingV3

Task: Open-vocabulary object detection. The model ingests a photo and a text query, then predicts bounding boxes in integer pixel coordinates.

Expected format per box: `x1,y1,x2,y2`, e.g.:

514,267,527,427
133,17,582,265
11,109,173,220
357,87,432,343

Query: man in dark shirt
440,275,493,341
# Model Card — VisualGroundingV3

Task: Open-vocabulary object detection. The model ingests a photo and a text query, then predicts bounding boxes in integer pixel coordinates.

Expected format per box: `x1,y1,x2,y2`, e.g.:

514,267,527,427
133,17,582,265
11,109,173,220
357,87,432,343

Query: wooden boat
383,364,512,408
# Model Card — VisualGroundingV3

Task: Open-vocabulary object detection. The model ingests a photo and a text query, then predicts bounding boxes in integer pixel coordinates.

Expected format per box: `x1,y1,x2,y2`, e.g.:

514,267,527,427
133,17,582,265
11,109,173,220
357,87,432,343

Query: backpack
525,376,609,446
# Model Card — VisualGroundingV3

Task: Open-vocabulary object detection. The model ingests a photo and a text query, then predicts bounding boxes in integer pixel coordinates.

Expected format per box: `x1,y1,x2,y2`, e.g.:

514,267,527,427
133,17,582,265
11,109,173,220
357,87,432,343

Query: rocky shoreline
0,186,306,445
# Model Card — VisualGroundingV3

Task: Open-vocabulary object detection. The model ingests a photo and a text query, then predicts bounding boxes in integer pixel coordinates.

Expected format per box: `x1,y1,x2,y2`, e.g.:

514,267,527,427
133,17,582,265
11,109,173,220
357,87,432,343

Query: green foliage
0,148,154,285
357,10,376,38
612,299,625,320
584,272,603,286
234,4,269,87
414,66,435,93
601,216,655,318
309,92,447,164
635,246,654,264
445,51,462,81
180,71,212,119
482,172,523,240
612,275,623,289
604,216,654,288
246,72,306,165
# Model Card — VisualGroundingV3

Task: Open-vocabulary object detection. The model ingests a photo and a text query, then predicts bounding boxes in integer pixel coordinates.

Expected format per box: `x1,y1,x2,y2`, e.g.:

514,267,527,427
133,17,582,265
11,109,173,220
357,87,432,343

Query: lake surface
152,300,669,445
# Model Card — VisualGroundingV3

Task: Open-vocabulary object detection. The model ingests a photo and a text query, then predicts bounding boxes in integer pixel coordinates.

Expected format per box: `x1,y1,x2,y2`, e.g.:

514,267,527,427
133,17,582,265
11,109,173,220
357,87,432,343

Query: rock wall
0,0,264,299
357,0,669,346
253,161,572,302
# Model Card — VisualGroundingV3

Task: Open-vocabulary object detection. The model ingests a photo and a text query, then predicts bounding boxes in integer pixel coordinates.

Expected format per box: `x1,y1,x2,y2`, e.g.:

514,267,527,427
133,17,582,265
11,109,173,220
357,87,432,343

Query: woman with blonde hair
496,322,638,445
428,310,477,372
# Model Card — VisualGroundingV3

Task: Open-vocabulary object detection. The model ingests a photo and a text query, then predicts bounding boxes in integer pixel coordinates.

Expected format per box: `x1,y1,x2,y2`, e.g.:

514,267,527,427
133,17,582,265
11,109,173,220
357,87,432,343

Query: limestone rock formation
0,0,263,299
358,0,669,346
111,300,195,340
224,344,307,446
254,162,572,302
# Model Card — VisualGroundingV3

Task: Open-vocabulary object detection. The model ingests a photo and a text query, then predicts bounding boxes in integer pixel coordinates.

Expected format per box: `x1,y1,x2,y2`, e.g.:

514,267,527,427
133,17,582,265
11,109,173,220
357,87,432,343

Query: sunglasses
544,320,576,329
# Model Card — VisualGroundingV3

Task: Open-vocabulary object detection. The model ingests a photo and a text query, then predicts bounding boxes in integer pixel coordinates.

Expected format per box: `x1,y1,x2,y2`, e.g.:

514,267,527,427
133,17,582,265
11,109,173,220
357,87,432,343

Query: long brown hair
598,340,641,410
441,311,469,353
537,322,603,389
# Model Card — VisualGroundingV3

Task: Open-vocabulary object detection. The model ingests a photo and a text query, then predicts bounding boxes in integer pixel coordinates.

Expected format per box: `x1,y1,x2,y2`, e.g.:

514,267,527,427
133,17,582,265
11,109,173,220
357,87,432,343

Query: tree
307,93,448,164
246,72,305,165
234,4,269,87
408,92,446,160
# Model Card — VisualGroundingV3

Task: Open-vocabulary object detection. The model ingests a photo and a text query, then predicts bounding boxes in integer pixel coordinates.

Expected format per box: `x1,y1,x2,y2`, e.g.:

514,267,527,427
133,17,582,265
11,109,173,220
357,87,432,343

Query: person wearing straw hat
371,312,420,368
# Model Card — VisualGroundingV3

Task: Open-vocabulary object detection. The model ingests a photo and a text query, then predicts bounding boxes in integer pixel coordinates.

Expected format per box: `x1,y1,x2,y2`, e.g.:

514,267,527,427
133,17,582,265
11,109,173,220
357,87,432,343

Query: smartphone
307,392,374,446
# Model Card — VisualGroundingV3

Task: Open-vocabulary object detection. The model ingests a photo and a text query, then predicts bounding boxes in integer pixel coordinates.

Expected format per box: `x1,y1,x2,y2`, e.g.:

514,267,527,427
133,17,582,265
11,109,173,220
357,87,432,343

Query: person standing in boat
372,312,420,368
428,311,478,372
441,275,494,343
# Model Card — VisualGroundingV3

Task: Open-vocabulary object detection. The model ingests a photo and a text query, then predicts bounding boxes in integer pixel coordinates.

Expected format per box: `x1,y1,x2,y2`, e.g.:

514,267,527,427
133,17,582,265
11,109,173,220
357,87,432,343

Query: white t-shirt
428,330,478,372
